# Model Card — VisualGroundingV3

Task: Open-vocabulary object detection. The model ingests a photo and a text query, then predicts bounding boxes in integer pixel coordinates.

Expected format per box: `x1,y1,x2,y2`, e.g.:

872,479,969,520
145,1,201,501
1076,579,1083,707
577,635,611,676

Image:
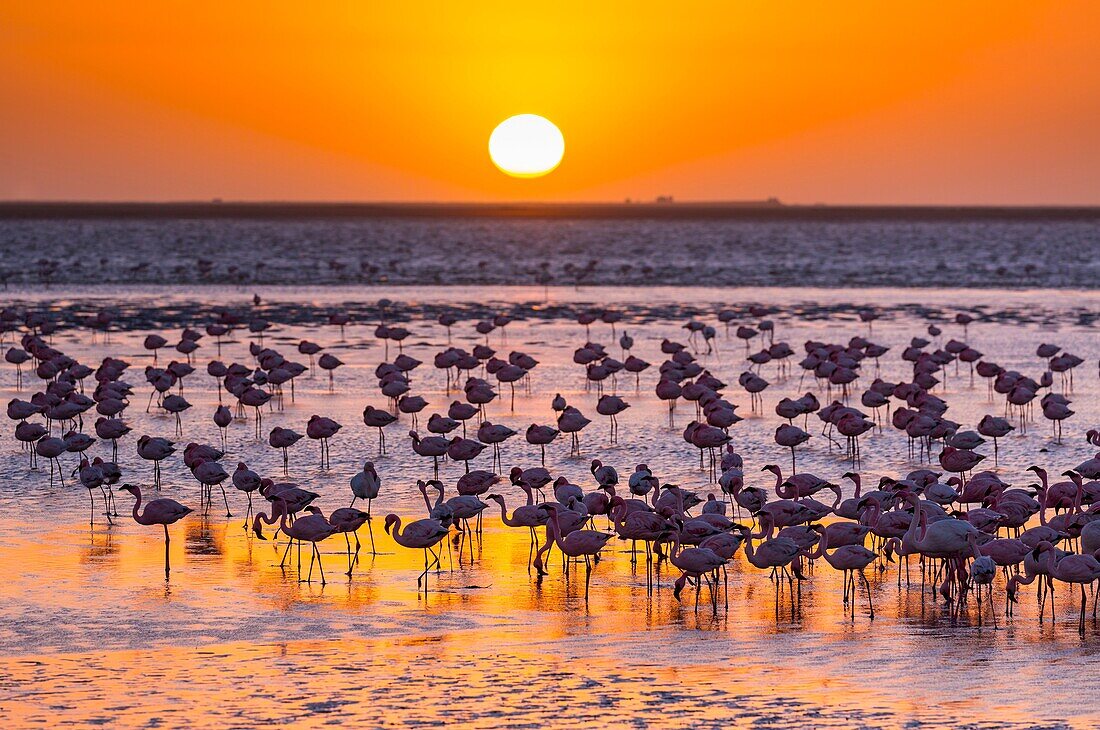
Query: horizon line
4,198,1100,207
2,199,1099,221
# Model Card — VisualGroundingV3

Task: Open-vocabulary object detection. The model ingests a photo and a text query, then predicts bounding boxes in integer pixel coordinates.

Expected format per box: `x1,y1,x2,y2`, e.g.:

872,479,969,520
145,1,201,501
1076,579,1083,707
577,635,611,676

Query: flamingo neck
277,502,292,535
668,529,681,561
807,528,828,560
901,494,923,549
129,487,145,524
750,513,772,540
548,512,565,549
493,498,515,527
608,503,623,531
388,516,404,544
743,533,756,564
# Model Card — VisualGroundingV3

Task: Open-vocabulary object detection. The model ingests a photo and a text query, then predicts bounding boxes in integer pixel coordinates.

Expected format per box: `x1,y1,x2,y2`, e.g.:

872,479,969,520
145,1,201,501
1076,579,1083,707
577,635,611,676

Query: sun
488,114,564,178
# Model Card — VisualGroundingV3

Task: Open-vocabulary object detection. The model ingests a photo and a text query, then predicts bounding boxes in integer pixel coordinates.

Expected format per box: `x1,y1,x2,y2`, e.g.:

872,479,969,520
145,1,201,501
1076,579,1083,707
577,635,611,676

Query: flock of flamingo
5,299,1100,631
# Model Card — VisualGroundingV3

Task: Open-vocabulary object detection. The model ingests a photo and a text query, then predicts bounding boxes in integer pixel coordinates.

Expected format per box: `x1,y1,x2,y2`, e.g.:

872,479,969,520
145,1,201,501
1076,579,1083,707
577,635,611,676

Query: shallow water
1,216,1099,288
2,284,1099,728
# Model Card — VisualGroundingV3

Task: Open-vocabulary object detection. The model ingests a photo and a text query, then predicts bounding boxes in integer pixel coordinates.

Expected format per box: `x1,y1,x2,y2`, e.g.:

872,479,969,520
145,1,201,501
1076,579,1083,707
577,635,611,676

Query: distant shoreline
1,201,1099,221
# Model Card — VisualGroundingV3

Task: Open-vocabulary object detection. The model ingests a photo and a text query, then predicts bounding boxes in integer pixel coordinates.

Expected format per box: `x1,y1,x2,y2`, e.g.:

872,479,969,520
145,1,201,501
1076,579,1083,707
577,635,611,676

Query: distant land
1,200,1099,221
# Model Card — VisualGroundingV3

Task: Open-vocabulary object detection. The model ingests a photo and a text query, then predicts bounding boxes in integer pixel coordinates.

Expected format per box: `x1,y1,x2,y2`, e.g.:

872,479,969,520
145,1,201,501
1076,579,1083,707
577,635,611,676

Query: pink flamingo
407,430,448,476
143,334,167,364
190,456,232,517
305,415,341,469
477,421,516,471
384,513,450,593
349,461,382,554
525,424,559,465
119,484,192,580
240,387,272,436
136,434,175,488
1011,541,1100,632
977,415,1014,465
557,406,591,456
608,495,671,569
317,353,343,391
94,416,131,462
309,506,370,576
742,532,806,608
35,435,66,486
487,492,549,568
774,424,810,474
803,525,878,619
75,457,110,525
667,528,726,611
268,426,302,476
595,395,630,445
213,405,232,448
533,503,613,602
255,499,338,584
232,462,262,526
363,405,397,454
398,394,429,428
447,436,486,474
655,379,681,426
939,446,985,479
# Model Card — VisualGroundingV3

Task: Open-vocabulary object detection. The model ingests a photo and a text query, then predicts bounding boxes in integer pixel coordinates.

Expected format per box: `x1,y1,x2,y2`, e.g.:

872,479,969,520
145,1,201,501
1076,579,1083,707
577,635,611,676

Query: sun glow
488,114,564,178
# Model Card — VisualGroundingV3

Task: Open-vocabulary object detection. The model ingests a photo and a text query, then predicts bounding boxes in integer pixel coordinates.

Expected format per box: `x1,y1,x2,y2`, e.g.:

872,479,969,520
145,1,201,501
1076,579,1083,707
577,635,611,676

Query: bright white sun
488,114,564,178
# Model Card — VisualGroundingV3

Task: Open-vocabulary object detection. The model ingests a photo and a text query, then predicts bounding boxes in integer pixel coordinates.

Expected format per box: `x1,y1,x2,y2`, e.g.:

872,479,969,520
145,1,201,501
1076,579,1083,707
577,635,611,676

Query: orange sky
1,2,1098,204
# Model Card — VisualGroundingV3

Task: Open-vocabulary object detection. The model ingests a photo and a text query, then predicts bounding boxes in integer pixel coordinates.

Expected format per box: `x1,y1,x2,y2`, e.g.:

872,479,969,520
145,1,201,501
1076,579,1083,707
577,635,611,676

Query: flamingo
305,415,341,469
1012,541,1100,632
93,416,131,462
190,456,232,517
533,503,613,602
384,513,449,593
231,462,262,526
349,461,381,554
213,405,232,448
667,528,726,611
255,499,338,584
557,406,591,456
487,492,549,568
268,426,303,476
136,434,175,488
119,484,192,579
317,353,343,391
35,436,66,486
774,424,810,474
363,405,398,454
74,457,111,525
447,436,486,473
525,424,559,465
595,394,630,444
309,506,370,576
477,421,516,471
803,525,878,619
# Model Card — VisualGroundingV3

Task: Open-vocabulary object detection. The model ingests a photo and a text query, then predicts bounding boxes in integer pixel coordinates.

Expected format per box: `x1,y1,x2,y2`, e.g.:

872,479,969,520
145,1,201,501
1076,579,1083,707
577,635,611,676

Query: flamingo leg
344,533,354,577
163,524,171,580
315,542,326,585
220,485,233,517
